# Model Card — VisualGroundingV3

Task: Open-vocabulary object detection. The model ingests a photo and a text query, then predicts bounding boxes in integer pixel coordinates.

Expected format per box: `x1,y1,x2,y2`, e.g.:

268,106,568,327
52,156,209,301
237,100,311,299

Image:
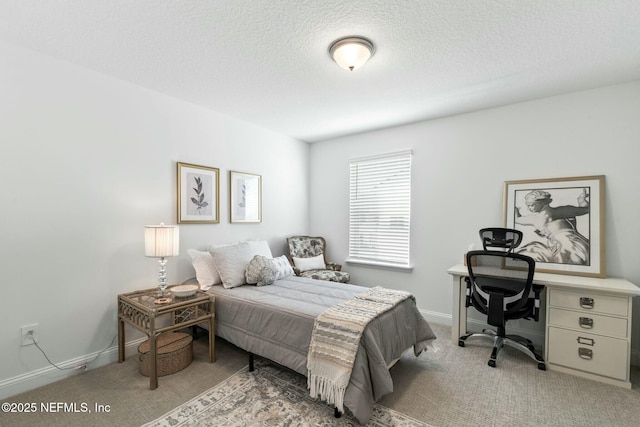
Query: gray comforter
205,275,436,424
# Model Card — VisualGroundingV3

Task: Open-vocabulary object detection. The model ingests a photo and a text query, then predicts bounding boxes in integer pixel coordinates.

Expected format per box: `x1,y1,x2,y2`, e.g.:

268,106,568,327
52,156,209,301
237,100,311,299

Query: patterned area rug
143,359,432,427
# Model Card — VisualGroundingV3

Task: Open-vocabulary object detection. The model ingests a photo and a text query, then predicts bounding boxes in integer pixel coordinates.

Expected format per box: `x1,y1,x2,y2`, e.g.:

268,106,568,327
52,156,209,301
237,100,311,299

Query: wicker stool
138,332,193,377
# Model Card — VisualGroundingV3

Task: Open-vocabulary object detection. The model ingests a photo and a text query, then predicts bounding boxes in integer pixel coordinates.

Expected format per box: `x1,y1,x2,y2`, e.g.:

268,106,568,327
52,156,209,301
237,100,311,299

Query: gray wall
0,41,309,398
309,80,640,354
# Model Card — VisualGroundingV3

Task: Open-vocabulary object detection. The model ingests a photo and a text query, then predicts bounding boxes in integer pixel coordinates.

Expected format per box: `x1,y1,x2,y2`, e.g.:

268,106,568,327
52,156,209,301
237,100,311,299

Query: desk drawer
548,308,628,338
549,289,628,317
548,327,628,380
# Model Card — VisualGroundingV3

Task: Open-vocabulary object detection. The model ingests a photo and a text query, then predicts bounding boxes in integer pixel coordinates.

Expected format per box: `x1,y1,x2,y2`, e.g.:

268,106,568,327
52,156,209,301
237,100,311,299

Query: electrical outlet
21,324,38,346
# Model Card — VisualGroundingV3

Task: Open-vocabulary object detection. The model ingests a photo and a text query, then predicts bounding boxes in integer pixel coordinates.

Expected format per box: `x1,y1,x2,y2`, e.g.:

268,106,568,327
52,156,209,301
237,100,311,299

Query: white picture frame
229,170,262,223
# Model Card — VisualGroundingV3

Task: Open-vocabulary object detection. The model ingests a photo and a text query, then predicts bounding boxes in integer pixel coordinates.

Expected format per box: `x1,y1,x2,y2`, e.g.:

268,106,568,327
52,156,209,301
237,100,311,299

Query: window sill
345,258,413,272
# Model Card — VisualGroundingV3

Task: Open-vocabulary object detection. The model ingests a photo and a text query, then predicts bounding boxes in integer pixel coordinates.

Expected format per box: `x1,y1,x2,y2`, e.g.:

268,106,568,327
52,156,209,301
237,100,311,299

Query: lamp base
154,289,170,298
155,257,169,297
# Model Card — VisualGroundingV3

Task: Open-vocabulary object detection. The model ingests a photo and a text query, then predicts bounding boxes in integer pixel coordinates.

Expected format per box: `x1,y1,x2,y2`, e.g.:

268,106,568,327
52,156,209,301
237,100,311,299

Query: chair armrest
531,284,545,322
464,277,472,308
326,262,342,271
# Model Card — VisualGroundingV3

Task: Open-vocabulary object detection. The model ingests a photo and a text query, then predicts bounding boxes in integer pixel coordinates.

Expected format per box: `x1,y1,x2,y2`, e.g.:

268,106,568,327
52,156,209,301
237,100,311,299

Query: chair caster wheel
488,360,496,368
538,363,546,371
458,340,465,347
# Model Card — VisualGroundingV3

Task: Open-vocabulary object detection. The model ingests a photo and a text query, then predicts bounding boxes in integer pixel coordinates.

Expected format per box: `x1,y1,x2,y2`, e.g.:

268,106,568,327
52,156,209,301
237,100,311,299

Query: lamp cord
30,334,117,371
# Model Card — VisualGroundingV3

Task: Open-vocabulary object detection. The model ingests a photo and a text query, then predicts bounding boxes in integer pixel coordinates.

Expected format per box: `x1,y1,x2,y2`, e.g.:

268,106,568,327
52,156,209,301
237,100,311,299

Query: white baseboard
0,337,146,401
418,308,452,326
419,309,544,349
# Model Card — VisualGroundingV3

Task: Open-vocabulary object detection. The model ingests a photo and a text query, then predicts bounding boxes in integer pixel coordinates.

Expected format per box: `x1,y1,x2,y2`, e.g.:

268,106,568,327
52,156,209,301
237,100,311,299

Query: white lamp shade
145,224,179,257
329,37,375,71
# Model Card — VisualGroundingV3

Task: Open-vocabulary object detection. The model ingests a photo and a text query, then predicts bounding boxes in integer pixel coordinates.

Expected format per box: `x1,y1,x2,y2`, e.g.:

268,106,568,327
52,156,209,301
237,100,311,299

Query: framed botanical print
503,175,605,278
177,162,220,224
229,171,262,223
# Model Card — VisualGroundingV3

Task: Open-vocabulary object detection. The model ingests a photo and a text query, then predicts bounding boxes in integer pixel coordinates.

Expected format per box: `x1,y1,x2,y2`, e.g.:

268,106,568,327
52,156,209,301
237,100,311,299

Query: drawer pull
578,347,593,360
577,336,595,346
579,297,594,309
579,317,594,329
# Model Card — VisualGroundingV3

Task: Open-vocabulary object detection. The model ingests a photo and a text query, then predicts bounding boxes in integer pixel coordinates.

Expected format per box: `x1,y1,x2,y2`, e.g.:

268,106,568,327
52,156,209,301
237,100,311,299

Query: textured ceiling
1,0,639,142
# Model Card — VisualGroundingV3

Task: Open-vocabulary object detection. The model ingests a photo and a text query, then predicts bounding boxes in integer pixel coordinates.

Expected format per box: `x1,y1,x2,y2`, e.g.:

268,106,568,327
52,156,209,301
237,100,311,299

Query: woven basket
138,332,193,377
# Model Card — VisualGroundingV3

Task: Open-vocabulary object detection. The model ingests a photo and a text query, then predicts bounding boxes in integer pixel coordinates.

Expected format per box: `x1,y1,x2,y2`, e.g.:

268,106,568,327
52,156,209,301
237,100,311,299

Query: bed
186,242,436,424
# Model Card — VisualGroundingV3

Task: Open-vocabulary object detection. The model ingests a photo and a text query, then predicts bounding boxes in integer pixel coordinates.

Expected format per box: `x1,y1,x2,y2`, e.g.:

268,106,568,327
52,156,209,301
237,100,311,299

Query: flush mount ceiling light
329,36,375,71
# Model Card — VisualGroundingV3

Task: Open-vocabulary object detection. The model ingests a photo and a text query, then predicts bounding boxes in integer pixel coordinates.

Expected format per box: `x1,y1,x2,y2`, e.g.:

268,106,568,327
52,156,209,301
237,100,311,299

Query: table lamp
145,223,180,296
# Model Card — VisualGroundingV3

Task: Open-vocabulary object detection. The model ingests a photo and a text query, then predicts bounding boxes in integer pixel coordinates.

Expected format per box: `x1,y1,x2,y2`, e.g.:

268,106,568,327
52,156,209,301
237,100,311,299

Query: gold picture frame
229,170,262,223
503,175,605,278
177,162,220,224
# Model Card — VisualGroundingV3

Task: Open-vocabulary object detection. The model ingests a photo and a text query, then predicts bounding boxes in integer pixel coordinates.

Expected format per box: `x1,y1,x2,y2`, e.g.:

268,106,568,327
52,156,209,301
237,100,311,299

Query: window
348,150,412,269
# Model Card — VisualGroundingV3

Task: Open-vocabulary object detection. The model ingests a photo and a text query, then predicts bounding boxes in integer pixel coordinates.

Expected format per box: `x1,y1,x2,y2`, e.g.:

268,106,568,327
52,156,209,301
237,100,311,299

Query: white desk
448,264,640,388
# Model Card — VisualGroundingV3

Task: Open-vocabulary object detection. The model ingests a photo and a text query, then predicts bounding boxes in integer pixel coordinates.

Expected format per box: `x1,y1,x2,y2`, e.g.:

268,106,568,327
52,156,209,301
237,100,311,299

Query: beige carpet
3,323,640,426
143,358,430,427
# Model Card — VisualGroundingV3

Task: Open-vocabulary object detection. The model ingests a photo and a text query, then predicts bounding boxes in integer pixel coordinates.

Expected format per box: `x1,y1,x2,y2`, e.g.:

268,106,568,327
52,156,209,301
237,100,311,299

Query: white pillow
207,240,273,289
187,249,220,289
209,242,255,289
188,242,242,288
207,240,273,259
293,254,325,272
246,240,273,258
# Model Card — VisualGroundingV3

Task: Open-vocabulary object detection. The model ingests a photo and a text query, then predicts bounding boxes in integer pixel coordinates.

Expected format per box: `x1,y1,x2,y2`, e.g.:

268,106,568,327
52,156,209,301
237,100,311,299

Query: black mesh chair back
479,227,522,252
466,251,535,328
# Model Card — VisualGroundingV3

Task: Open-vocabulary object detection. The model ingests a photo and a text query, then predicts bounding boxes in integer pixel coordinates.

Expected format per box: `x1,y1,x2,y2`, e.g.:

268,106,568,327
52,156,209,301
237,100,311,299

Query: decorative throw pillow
245,255,272,284
257,266,277,286
246,255,294,286
271,255,295,279
293,254,326,272
187,249,220,289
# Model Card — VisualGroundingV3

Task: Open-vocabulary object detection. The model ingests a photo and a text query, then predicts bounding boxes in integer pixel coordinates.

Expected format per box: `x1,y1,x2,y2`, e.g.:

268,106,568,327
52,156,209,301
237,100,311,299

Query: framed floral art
177,162,220,224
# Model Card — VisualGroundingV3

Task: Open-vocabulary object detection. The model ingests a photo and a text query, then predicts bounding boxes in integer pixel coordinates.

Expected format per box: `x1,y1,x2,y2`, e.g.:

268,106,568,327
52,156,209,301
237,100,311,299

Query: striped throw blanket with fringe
307,286,413,413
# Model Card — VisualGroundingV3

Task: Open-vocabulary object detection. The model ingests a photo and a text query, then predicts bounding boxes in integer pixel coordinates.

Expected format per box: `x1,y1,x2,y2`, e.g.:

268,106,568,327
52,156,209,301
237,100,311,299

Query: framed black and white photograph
503,175,605,277
230,170,262,223
177,162,220,224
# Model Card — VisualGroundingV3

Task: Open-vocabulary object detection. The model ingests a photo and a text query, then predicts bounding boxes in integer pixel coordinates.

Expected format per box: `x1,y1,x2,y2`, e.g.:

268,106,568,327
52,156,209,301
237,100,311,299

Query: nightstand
117,288,215,389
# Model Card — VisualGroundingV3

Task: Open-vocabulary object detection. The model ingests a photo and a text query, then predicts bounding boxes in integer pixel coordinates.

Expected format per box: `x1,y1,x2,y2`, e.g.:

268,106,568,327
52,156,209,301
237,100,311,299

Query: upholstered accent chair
286,236,350,283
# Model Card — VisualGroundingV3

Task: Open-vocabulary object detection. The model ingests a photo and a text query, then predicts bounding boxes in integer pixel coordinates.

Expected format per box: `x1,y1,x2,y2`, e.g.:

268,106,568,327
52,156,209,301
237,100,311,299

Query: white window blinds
348,150,412,267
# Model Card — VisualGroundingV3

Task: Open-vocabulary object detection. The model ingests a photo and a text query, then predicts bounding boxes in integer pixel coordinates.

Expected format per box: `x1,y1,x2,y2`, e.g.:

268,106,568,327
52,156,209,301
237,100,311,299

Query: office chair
459,228,546,370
